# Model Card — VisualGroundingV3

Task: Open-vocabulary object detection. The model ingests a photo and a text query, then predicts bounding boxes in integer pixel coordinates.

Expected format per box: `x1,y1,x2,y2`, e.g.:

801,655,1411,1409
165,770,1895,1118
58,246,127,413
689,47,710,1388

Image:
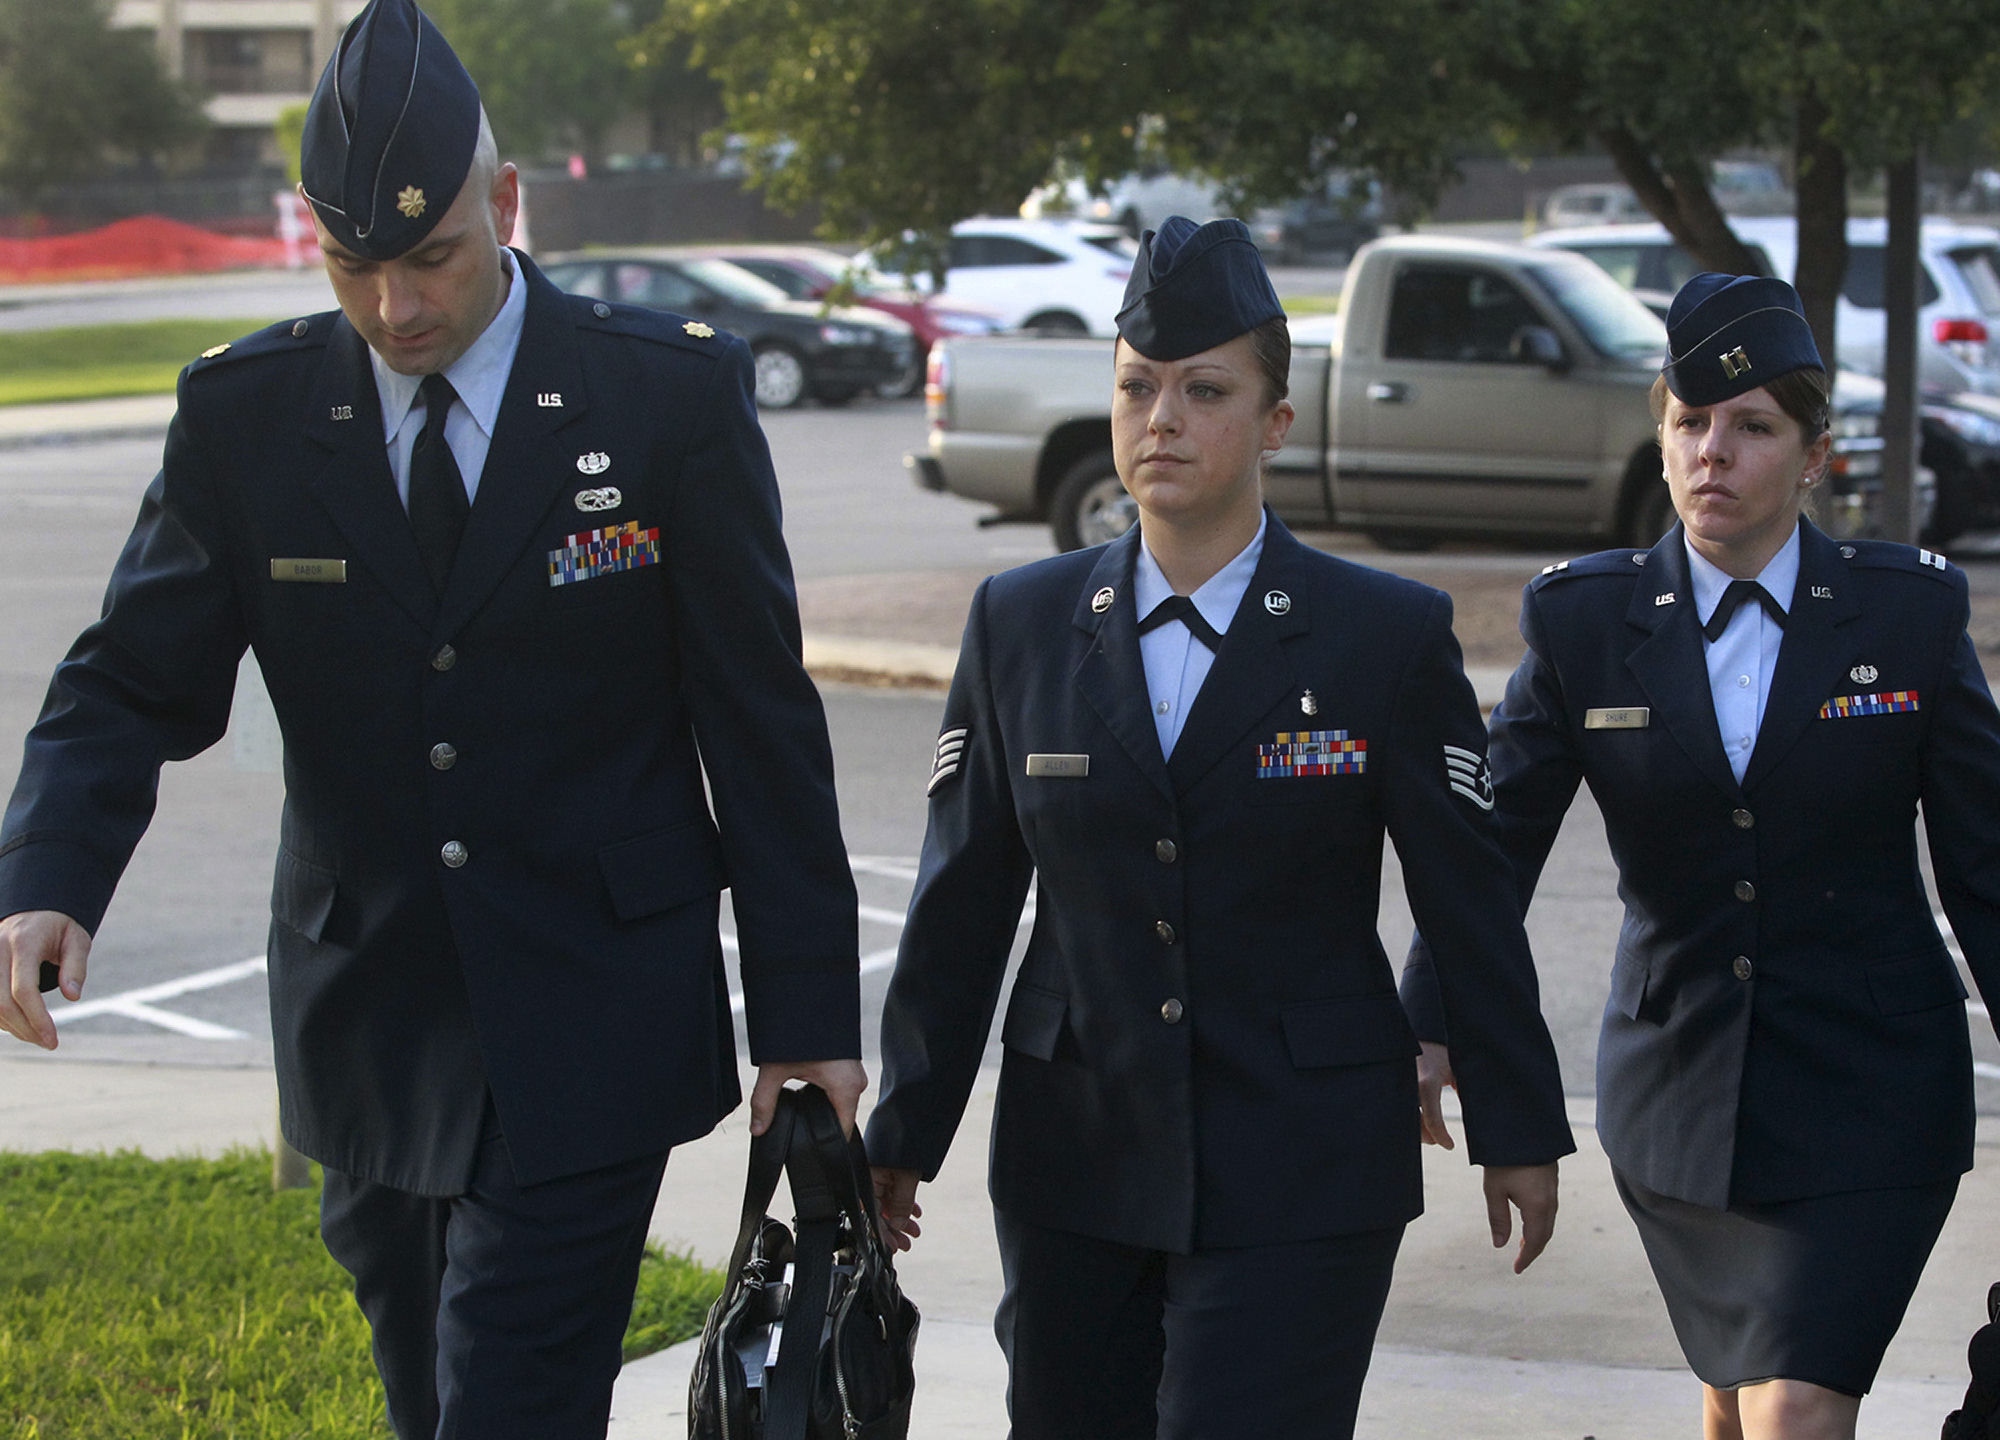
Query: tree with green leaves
423,0,633,164
644,0,1492,268
0,0,206,209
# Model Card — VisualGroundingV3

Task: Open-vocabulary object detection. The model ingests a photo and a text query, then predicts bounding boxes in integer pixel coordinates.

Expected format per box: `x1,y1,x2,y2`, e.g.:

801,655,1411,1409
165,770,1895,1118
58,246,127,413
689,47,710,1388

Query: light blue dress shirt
1134,513,1267,757
1687,524,1800,783
369,247,529,507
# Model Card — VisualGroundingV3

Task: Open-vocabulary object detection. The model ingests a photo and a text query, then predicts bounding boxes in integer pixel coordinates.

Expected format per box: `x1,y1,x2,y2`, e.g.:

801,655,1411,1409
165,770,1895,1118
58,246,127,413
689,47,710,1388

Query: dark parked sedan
539,251,915,408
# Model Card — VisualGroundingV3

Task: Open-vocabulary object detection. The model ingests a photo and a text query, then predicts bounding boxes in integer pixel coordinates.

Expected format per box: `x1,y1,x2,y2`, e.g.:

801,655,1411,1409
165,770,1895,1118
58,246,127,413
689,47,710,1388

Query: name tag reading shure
1025,754,1090,778
1584,707,1650,730
270,558,348,583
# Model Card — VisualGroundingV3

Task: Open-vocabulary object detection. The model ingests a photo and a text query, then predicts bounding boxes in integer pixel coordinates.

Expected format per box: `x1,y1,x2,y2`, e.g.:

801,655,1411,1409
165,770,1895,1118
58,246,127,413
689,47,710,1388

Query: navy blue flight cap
1115,216,1285,360
300,0,481,261
1661,272,1823,406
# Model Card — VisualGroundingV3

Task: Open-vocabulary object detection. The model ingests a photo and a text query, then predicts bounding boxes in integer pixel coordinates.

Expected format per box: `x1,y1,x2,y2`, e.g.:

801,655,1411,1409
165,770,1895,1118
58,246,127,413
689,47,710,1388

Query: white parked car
1531,216,2000,397
870,217,1137,337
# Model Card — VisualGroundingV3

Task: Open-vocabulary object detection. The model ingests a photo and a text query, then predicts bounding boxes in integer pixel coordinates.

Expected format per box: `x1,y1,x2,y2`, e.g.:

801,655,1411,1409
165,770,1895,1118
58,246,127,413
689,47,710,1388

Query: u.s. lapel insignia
576,452,611,476
396,186,426,219
1811,585,1833,599
1444,744,1495,810
928,726,969,794
575,487,622,513
329,404,353,421
1655,592,1676,606
1264,589,1292,615
537,392,563,408
1090,586,1115,614
1851,664,1879,685
684,321,716,338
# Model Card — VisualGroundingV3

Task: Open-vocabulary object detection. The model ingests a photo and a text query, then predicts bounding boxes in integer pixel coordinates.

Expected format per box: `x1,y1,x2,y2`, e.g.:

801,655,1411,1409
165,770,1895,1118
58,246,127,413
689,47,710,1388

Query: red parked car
691,244,1002,397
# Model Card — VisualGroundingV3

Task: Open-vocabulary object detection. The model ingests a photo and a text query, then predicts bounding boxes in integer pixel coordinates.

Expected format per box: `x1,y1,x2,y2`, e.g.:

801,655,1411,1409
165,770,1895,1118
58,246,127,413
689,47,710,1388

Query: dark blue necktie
1137,594,1223,652
1702,579,1787,642
408,373,469,596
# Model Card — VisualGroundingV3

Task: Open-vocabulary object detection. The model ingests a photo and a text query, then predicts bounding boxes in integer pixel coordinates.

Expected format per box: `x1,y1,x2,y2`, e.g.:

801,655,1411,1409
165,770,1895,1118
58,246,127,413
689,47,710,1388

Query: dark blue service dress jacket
0,252,859,1195
865,517,1573,1255
1405,519,2000,1209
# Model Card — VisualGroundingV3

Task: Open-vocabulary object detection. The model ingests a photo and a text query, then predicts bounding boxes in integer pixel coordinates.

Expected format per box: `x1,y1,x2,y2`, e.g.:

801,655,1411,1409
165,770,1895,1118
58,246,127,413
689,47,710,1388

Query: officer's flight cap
1116,216,1285,360
1661,272,1824,407
300,0,481,262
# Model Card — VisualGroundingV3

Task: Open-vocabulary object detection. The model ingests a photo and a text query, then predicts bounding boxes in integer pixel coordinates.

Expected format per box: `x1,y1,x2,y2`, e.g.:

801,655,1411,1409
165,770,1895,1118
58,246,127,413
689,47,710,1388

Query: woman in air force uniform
862,216,1575,1440
1405,272,2000,1440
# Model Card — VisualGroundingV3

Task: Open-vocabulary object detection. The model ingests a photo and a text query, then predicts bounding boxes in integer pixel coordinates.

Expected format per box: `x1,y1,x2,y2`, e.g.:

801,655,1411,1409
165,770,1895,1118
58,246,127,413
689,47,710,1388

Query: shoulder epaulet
1835,538,1958,581
568,295,733,356
185,313,332,375
1529,546,1651,589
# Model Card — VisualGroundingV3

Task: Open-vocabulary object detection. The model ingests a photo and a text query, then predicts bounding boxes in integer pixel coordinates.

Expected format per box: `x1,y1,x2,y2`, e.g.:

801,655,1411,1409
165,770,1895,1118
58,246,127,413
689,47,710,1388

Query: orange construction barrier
0,214,289,284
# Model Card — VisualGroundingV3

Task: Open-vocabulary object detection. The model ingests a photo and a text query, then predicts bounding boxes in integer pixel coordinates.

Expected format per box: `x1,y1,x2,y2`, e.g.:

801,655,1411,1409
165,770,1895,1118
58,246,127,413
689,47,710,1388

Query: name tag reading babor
1025,753,1090,778
270,558,347,583
1584,707,1650,730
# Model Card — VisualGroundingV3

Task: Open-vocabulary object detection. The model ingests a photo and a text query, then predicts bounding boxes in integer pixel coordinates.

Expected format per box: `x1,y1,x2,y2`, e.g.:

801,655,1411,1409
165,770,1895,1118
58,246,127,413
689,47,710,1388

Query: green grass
0,319,285,406
1279,292,1341,316
0,1150,724,1438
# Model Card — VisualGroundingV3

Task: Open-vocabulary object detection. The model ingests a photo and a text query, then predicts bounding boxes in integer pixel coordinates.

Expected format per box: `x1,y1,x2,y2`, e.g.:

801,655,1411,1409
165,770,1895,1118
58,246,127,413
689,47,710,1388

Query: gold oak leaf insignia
200,343,231,359
683,321,715,338
396,186,427,219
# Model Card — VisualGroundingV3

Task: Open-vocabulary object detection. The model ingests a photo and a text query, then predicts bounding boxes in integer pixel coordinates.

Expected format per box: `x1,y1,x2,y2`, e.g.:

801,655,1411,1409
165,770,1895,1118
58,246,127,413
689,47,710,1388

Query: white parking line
53,954,267,1039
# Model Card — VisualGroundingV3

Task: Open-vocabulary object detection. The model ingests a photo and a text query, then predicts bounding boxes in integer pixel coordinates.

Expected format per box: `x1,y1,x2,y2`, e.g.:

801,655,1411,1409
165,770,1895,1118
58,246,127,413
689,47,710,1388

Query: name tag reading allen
1025,753,1090,779
270,558,347,583
1584,707,1650,730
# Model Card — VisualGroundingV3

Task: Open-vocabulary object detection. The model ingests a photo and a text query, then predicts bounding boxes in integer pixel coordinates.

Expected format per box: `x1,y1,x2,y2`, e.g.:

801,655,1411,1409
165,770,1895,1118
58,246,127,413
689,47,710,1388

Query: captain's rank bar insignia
1819,690,1920,719
928,727,969,794
1257,729,1365,779
547,521,660,587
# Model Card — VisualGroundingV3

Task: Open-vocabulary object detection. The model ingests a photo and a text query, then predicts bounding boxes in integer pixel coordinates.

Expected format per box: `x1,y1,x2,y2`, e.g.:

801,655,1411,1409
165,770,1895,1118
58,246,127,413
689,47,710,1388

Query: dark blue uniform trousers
319,1101,669,1440
994,1207,1405,1439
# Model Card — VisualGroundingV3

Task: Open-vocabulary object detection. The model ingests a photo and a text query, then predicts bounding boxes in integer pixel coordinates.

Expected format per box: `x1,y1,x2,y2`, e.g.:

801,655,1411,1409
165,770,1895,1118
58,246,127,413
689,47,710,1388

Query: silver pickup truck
907,233,1897,551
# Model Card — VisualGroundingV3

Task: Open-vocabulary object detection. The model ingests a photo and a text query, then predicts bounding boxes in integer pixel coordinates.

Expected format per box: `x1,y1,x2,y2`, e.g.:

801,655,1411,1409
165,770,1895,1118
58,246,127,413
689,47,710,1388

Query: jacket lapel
1072,530,1175,801
300,316,435,630
1742,520,1863,792
437,253,588,636
1165,516,1312,795
1622,528,1743,800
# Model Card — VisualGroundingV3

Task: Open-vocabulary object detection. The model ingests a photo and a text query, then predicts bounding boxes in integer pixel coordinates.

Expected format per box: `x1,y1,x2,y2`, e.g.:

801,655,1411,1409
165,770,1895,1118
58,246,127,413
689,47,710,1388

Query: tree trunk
1791,84,1848,375
1597,123,1760,276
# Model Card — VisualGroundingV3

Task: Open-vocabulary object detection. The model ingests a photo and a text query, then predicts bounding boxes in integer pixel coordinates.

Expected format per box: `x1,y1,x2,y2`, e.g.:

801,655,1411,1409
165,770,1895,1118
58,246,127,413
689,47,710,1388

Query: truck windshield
1528,260,1666,361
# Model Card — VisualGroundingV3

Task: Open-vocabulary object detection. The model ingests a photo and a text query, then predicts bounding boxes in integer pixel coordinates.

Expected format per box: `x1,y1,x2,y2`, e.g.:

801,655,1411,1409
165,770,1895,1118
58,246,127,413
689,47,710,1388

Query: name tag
1584,707,1649,730
270,558,347,583
1025,753,1090,778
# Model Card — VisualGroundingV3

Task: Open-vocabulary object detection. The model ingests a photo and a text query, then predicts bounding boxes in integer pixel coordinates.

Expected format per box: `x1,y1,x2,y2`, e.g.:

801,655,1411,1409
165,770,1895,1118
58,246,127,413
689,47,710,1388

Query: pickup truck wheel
1024,311,1089,338
752,344,808,409
1626,478,1676,547
1051,454,1137,551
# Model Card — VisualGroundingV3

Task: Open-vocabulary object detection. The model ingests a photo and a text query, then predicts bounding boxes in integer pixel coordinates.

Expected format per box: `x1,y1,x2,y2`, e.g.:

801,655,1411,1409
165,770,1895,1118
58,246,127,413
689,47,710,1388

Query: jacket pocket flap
1866,950,1968,1016
1001,983,1068,1062
1282,993,1419,1068
598,819,725,921
271,850,337,943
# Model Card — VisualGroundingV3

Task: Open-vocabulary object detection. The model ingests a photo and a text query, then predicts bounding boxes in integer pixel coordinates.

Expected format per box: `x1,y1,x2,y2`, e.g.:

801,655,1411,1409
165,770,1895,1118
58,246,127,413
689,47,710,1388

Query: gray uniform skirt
1614,1169,1959,1395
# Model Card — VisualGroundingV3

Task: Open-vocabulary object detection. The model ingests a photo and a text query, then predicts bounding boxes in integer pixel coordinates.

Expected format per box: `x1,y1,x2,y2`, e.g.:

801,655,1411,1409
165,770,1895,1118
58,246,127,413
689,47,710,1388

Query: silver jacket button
1734,880,1756,902
1160,998,1184,1024
430,743,458,771
431,644,458,672
1733,955,1754,981
441,840,469,869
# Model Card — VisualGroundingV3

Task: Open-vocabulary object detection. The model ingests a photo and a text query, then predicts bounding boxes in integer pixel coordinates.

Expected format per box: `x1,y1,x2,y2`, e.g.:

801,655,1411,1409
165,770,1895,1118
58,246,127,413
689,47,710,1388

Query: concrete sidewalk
2,1052,1989,1438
